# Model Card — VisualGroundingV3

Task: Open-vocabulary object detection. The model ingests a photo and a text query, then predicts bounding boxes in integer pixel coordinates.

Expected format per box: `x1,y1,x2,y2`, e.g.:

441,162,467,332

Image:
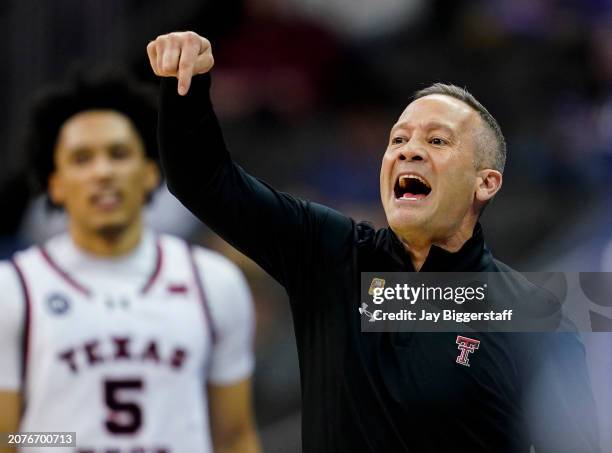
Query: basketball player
146,32,600,452
0,70,260,453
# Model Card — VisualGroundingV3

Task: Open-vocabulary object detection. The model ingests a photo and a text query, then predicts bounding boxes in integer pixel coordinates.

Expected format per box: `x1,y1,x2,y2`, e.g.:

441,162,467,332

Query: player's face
380,95,482,241
49,110,159,237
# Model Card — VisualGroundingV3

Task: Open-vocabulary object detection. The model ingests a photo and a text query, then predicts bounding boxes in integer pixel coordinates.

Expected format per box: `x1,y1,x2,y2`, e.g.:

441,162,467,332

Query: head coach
146,32,600,452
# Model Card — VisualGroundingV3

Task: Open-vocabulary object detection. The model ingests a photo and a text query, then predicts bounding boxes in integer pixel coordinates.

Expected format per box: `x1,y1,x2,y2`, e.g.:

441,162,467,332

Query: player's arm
0,263,26,453
147,32,353,291
0,392,20,453
521,333,601,453
208,378,260,453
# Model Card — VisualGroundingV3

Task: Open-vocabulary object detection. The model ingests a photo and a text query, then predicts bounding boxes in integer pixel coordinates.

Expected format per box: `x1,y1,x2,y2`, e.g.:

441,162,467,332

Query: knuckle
188,42,201,54
162,61,174,73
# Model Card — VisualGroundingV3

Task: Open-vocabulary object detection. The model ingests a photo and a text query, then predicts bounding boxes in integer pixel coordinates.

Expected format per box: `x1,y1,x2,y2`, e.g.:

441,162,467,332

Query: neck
396,216,477,271
69,219,143,257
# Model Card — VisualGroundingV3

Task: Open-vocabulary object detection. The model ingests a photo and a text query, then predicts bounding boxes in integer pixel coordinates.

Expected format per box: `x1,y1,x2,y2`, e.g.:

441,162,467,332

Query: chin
387,210,428,233
94,223,130,239
89,214,130,234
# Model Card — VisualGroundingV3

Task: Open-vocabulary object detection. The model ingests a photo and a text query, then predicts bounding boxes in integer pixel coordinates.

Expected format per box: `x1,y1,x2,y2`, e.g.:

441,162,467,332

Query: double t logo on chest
455,335,480,366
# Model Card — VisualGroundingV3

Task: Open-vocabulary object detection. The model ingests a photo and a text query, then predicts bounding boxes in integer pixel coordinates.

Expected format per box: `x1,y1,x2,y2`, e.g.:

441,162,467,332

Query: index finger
177,41,200,96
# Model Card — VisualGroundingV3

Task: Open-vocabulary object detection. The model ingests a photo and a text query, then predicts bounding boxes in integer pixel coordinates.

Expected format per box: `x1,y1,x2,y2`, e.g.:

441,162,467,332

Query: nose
398,141,426,162
91,155,114,178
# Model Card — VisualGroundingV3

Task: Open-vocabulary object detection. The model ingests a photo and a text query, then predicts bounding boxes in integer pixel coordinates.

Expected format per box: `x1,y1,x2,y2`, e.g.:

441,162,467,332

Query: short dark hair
413,83,506,173
24,66,159,196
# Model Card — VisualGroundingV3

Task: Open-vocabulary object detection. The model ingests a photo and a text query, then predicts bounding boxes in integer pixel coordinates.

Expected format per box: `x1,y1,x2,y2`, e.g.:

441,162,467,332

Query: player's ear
48,171,66,206
475,169,502,203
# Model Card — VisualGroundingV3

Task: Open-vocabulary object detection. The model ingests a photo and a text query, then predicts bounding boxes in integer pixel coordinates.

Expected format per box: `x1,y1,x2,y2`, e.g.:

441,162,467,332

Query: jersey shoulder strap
158,235,218,344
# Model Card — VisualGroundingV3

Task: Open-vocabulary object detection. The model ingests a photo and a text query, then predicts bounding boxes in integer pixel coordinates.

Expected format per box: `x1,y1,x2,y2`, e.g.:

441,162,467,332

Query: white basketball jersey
12,233,224,453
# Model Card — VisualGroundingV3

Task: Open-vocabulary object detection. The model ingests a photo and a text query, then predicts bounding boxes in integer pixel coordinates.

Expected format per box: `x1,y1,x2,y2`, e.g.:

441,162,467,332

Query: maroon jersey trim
37,235,163,297
10,258,31,412
140,237,163,295
187,245,217,345
38,247,91,297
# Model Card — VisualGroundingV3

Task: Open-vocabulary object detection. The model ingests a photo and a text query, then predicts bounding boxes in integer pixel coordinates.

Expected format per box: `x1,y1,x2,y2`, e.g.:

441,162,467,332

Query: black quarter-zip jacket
158,75,600,452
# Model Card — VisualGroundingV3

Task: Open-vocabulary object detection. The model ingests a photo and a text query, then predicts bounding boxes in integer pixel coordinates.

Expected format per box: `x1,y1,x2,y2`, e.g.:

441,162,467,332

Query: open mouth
394,174,432,200
91,191,123,210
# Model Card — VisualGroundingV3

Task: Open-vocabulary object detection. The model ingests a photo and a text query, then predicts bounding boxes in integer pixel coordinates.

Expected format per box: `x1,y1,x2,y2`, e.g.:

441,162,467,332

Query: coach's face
380,95,485,241
49,110,159,236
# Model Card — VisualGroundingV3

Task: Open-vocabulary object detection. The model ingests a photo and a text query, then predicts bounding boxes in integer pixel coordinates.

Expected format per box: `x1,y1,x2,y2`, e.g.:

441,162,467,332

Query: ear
475,169,502,203
144,160,161,194
48,171,65,206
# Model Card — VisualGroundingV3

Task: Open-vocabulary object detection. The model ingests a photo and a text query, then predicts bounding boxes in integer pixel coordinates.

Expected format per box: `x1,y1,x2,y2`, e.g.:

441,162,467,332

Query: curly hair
24,66,159,197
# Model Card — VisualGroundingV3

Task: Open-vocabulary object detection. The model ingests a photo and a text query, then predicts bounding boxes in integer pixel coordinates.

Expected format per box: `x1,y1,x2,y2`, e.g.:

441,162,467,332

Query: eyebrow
390,120,456,136
65,139,132,152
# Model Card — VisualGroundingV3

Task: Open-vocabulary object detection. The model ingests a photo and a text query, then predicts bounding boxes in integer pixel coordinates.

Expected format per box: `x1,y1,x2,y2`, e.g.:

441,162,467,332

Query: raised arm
147,32,353,291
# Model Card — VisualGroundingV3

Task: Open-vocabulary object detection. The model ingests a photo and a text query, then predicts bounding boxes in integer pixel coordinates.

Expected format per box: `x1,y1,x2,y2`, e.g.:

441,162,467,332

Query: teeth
98,194,118,202
93,192,120,206
398,174,430,189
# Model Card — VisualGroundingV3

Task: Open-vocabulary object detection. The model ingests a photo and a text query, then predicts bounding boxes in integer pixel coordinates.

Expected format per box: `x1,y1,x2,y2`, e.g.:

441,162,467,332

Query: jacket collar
384,223,491,272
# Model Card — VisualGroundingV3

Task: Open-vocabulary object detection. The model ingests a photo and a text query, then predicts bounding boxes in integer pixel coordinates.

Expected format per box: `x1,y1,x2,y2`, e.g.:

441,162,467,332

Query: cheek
125,168,153,201
446,172,476,206
59,175,88,204
436,161,475,200
60,185,89,214
380,153,393,188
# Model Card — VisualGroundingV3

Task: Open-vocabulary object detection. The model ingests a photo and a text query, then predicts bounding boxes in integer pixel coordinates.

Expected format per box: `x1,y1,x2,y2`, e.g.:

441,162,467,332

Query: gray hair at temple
413,83,507,173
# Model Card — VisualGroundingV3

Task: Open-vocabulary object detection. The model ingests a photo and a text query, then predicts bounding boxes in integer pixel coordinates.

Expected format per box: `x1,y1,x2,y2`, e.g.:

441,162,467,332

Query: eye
429,137,448,146
109,143,132,160
70,148,92,165
391,136,407,145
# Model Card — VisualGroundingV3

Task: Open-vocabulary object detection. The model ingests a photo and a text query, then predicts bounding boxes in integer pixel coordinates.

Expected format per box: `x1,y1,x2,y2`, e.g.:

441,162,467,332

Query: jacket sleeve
158,74,353,294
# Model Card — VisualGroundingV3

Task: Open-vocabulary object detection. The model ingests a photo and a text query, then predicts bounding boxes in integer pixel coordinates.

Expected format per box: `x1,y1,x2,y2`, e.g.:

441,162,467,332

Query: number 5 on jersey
104,378,144,434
